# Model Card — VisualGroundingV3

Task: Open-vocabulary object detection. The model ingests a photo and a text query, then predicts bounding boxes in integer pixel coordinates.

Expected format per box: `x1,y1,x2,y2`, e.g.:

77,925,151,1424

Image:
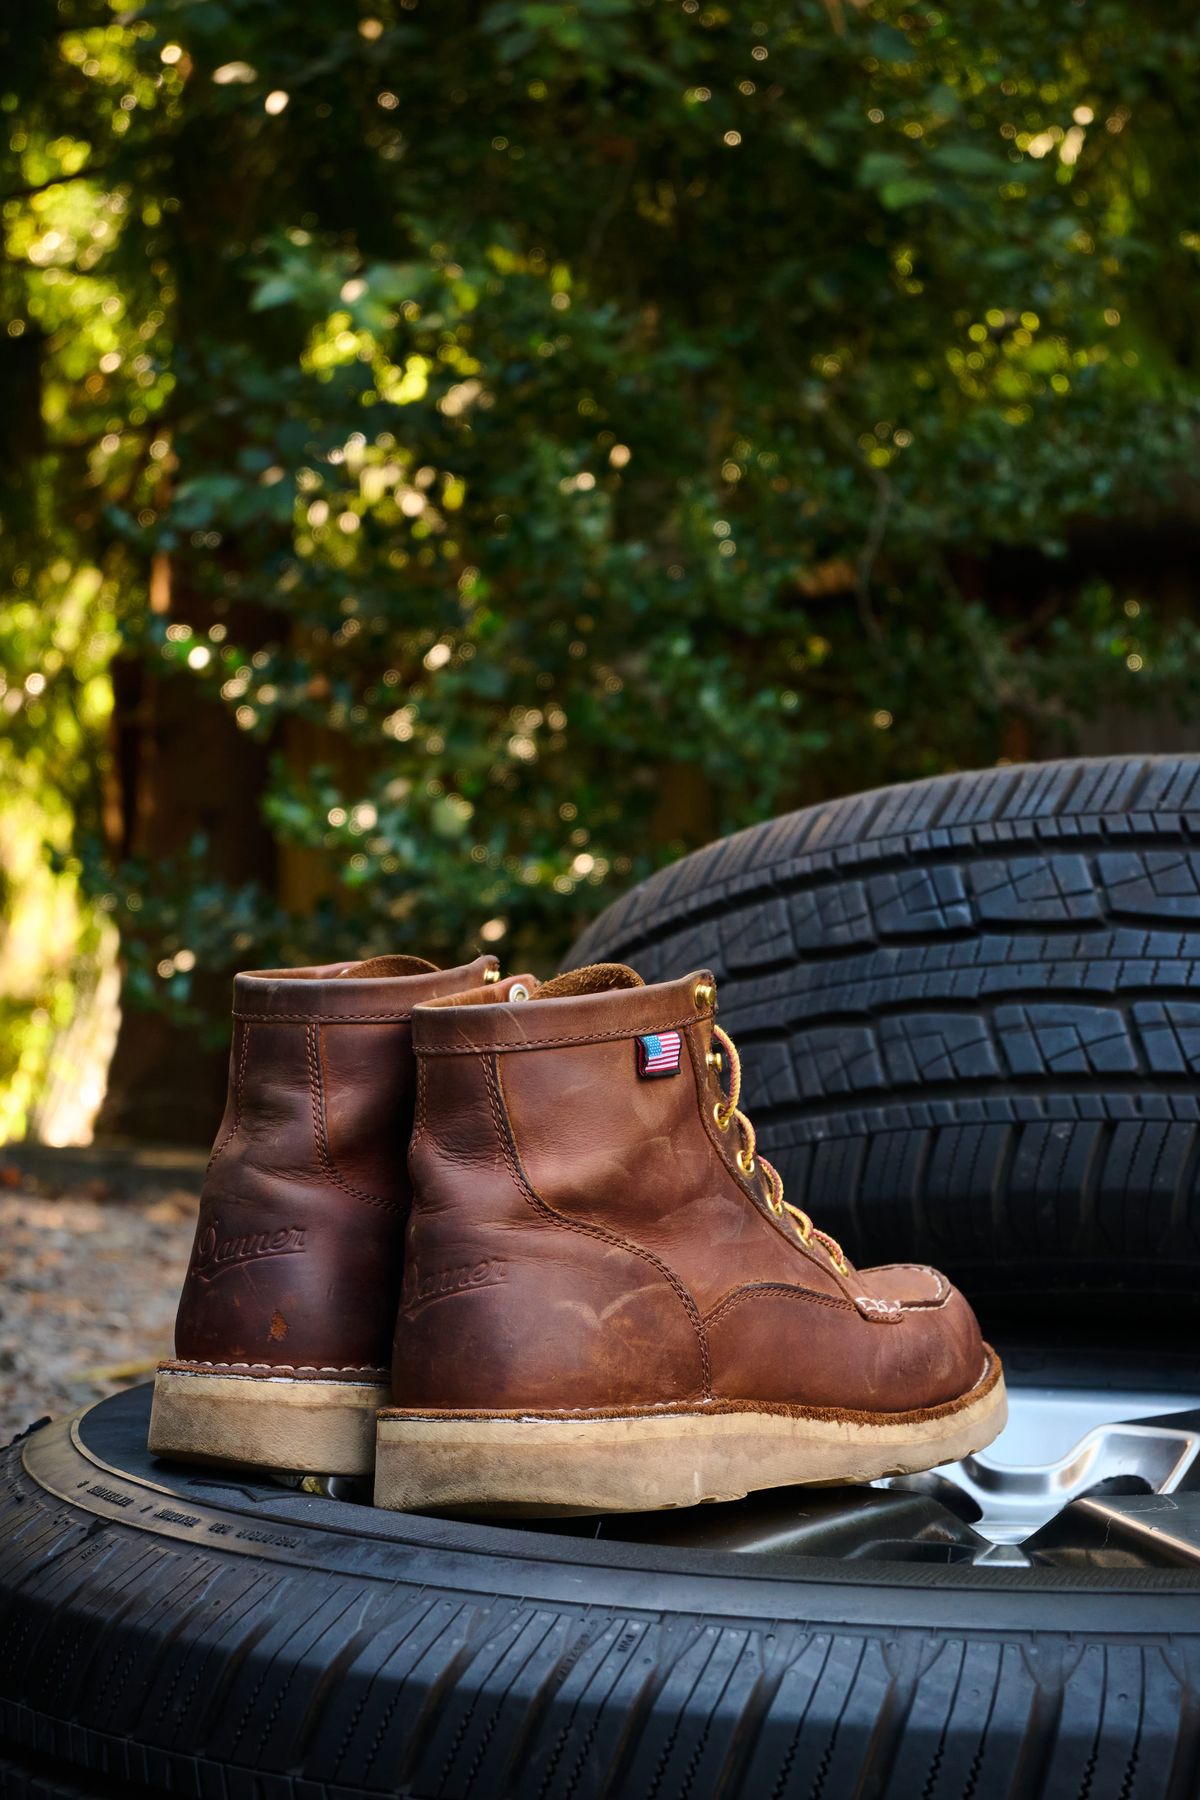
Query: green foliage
5,0,1200,1035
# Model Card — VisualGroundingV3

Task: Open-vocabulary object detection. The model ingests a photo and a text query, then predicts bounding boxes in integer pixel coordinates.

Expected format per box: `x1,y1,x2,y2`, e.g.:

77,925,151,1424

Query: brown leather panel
174,952,500,1378
233,953,499,1021
394,1248,706,1410
173,1237,370,1375
317,1019,415,1206
175,1021,406,1368
706,1279,985,1410
394,1047,708,1407
408,1035,516,1175
499,1027,847,1310
413,968,713,1053
232,1016,318,1163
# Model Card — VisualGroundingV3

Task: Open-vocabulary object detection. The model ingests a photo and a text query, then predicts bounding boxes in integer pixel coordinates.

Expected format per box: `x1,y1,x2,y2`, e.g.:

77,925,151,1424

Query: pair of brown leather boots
149,952,1006,1514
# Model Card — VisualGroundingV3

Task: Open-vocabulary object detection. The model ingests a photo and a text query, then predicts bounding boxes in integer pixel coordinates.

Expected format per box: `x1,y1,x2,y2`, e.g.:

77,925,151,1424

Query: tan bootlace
709,1022,850,1276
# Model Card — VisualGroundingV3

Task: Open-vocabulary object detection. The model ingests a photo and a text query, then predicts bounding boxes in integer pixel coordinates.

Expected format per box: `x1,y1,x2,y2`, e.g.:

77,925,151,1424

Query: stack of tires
3,756,1200,1800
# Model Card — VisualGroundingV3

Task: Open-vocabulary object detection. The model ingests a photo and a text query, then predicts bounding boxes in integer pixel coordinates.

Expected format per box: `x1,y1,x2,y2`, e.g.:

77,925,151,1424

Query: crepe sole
374,1350,1006,1516
149,1363,388,1477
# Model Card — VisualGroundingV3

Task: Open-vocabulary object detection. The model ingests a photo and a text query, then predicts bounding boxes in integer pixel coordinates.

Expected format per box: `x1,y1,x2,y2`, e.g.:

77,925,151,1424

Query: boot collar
233,953,501,1022
413,969,715,1054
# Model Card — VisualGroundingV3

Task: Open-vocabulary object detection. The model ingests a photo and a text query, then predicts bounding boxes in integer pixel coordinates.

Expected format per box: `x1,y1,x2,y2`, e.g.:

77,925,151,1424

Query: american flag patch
637,1030,683,1079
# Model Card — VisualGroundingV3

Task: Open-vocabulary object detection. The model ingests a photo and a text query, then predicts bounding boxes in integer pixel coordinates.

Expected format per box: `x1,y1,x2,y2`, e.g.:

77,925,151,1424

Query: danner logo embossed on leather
192,1220,307,1282
402,1257,507,1312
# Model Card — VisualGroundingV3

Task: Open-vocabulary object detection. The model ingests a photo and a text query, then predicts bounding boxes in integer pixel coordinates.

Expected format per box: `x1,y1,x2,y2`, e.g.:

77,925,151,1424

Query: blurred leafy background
4,0,1200,1141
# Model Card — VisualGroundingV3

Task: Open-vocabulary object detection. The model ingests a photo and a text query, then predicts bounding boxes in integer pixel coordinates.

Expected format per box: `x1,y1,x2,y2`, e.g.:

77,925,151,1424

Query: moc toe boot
148,954,533,1477
375,963,1006,1514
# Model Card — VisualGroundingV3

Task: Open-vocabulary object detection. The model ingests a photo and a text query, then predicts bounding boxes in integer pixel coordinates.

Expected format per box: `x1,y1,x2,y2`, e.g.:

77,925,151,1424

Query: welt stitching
410,1049,429,1157
705,1282,948,1327
306,1023,405,1217
235,1010,415,1023
869,1262,950,1303
165,1358,388,1376
485,1052,713,1397
380,1354,1000,1424
207,1020,252,1168
704,1283,853,1329
419,1014,702,1055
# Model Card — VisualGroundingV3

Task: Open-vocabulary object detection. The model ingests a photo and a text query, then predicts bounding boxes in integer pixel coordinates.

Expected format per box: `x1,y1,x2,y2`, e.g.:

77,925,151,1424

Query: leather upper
171,954,524,1375
394,968,988,1414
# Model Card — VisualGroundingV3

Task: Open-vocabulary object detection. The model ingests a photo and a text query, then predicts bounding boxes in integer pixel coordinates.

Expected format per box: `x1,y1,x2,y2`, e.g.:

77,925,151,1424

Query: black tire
567,755,1200,1308
3,1377,1200,1800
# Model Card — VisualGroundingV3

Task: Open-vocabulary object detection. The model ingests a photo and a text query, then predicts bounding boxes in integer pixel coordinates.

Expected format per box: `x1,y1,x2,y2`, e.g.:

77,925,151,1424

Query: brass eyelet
706,1049,723,1073
482,966,501,983
769,1197,785,1217
509,982,530,1002
694,981,716,1011
713,1102,732,1132
737,1149,756,1176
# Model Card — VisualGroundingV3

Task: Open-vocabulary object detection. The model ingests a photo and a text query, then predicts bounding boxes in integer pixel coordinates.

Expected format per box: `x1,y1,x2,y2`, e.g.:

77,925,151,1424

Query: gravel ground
0,1161,200,1444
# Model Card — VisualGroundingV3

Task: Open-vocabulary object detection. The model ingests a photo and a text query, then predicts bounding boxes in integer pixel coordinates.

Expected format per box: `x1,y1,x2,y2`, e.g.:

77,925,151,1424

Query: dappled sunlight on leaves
3,0,1200,1092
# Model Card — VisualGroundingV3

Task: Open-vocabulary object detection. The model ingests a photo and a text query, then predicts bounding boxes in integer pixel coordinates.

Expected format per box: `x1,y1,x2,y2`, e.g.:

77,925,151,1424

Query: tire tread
567,758,1200,1295
2,1439,1198,1800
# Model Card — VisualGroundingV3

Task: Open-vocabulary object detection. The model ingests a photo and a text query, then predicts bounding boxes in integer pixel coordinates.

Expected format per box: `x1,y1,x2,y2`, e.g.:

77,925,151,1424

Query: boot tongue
537,962,644,999
337,954,440,978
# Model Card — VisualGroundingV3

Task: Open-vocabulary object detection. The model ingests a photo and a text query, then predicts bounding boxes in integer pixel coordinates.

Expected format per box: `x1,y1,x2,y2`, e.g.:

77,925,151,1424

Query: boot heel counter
394,1049,708,1410
174,1161,317,1366
174,1018,398,1372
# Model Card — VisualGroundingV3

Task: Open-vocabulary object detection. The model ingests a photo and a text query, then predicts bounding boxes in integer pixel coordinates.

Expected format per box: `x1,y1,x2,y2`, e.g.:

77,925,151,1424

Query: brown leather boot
148,954,532,1477
375,963,1006,1513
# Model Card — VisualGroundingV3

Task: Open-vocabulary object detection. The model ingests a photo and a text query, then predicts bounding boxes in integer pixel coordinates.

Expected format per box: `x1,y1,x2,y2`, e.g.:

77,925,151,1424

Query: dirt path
0,1182,198,1444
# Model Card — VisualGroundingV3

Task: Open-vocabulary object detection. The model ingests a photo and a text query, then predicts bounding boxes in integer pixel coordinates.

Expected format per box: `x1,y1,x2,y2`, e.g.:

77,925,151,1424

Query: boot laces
710,1022,849,1276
